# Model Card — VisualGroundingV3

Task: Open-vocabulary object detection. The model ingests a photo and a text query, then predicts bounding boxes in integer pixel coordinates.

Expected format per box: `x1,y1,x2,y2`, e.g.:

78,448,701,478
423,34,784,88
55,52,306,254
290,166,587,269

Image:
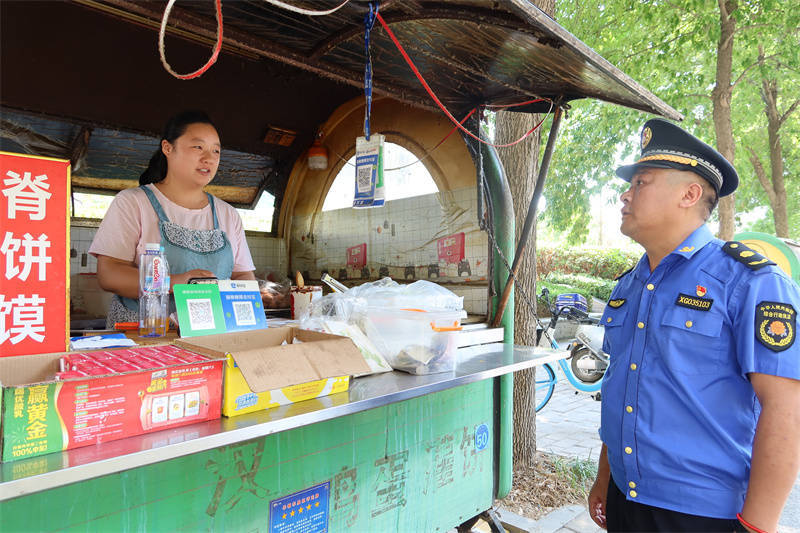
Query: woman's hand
170,269,216,291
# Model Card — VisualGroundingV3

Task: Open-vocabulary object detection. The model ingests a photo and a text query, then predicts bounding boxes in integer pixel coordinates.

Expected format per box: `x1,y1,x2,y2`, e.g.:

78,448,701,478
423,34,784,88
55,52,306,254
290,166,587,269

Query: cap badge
641,127,652,149
696,285,707,297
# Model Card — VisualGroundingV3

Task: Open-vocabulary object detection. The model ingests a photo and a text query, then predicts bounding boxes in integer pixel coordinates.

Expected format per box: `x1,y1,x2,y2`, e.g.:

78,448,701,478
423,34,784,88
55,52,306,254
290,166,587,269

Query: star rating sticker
307,504,312,510
298,507,303,514
290,510,295,517
282,513,287,519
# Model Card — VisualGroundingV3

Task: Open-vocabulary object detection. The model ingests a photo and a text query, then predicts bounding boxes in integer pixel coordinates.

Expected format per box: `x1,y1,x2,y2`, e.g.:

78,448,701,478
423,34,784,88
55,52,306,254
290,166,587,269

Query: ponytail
139,148,168,185
138,110,216,185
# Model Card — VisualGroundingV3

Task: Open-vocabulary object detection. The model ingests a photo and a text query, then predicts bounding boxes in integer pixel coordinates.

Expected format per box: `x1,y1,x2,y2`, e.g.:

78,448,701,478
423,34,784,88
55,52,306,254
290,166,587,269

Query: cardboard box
174,327,371,417
0,347,223,462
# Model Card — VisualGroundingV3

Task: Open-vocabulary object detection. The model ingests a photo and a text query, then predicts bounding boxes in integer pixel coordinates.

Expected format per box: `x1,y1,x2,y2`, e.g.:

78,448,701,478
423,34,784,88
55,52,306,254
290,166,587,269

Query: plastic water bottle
139,243,170,337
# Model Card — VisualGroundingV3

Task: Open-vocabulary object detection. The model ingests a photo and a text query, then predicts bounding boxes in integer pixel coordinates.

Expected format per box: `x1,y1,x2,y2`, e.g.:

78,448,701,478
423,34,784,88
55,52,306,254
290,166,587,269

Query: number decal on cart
475,423,489,451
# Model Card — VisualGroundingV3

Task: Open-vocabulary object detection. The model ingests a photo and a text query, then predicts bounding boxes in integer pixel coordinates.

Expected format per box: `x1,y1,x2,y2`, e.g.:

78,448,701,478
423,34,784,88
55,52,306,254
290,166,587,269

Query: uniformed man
587,118,800,532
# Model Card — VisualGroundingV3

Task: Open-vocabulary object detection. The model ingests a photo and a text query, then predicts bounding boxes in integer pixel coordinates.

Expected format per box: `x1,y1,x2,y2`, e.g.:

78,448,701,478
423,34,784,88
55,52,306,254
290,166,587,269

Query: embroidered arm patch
607,299,626,308
755,301,796,352
723,242,776,270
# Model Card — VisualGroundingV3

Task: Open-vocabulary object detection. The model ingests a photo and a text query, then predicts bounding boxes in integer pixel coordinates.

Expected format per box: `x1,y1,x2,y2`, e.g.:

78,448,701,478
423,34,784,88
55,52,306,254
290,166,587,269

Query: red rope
375,12,553,148
159,0,223,80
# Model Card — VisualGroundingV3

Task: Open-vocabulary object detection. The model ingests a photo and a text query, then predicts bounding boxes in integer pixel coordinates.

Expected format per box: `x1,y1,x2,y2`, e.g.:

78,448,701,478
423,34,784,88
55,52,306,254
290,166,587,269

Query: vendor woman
90,110,256,327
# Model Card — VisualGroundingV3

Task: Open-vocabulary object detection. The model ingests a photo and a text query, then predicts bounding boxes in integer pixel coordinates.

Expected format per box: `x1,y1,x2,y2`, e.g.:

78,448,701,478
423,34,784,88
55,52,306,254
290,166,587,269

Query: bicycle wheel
535,363,557,412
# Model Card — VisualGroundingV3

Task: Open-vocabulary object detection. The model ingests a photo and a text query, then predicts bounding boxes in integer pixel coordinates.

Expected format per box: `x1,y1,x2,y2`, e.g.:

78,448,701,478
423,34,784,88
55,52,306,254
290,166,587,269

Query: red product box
0,345,223,462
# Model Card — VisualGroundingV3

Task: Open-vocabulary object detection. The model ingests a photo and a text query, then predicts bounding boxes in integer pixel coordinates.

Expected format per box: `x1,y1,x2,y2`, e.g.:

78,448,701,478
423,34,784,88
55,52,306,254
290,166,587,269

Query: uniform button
625,446,632,454
629,490,638,498
626,406,633,413
646,283,654,290
630,363,637,370
685,320,693,328
629,481,636,488
637,322,645,329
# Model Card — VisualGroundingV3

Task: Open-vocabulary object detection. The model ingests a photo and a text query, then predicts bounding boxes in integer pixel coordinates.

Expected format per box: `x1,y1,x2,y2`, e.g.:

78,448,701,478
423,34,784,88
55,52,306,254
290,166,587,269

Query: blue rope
364,1,378,141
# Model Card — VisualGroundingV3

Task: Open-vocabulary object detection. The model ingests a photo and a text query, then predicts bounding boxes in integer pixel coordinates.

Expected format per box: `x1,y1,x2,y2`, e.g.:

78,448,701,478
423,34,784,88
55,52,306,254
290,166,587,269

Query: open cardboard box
174,327,371,416
0,347,223,462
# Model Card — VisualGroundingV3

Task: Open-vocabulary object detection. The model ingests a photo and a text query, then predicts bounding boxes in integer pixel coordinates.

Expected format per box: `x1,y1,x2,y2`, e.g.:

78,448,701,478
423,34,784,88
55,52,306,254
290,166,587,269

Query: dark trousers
606,476,746,532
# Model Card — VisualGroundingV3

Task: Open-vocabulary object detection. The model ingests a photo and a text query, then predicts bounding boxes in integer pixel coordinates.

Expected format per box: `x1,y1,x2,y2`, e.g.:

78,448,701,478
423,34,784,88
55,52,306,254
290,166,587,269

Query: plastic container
361,307,465,375
139,243,170,337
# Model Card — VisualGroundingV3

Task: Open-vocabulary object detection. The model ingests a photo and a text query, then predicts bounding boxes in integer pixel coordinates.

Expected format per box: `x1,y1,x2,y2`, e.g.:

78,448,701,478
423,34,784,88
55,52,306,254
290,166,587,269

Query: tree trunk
711,0,737,240
760,77,790,237
496,110,541,469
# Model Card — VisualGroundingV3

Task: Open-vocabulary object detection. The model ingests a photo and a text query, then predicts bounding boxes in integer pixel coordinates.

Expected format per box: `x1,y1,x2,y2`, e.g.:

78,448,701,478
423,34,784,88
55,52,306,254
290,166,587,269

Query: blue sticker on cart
270,481,330,533
475,423,489,451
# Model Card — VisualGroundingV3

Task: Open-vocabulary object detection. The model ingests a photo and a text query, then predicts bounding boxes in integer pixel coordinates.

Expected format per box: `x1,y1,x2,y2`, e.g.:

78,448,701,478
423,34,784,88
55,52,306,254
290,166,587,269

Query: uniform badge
675,293,713,311
722,241,776,271
608,299,626,308
641,127,652,149
678,246,694,253
755,301,796,352
696,285,707,297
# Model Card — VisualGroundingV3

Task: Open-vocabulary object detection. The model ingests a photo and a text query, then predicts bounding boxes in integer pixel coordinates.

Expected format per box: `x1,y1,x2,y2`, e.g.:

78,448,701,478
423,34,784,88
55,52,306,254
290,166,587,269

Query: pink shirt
89,184,255,272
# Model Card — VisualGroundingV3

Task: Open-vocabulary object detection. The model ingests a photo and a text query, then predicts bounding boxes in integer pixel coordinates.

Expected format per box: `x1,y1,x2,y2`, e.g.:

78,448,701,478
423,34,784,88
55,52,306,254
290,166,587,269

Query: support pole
491,106,564,328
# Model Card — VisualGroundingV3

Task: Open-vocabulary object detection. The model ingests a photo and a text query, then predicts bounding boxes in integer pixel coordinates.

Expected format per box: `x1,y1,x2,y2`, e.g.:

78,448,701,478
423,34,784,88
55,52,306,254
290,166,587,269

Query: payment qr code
232,300,256,326
356,165,372,193
187,298,215,330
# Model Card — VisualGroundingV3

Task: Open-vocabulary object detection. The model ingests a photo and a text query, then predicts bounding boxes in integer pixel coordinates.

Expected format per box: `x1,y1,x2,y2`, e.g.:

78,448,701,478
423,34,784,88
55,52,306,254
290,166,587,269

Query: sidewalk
525,375,800,533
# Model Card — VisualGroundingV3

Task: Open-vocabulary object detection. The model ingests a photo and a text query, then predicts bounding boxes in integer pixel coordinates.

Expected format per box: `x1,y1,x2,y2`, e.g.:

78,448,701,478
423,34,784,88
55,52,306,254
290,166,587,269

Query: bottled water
139,243,170,337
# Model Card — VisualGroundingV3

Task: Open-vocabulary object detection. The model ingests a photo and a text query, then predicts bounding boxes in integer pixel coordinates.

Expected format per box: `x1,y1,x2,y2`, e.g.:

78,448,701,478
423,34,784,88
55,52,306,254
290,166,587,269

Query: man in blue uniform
587,118,800,532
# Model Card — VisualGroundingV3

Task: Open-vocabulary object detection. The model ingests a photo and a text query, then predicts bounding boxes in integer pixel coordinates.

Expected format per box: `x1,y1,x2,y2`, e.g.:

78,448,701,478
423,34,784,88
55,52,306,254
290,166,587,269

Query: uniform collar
633,225,713,281
670,224,714,260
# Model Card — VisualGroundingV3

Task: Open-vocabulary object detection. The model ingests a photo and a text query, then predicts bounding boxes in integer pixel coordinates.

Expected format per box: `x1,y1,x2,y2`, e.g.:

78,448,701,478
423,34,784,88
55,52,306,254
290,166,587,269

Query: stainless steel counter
0,343,566,501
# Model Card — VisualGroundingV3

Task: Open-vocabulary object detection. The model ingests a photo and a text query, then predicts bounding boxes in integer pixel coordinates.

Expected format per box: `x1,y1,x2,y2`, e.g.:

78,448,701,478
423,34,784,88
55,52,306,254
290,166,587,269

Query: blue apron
106,185,235,326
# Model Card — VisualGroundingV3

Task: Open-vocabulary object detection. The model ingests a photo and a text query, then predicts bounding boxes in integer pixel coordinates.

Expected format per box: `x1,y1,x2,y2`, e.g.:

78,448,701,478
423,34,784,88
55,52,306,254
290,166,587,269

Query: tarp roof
0,0,680,214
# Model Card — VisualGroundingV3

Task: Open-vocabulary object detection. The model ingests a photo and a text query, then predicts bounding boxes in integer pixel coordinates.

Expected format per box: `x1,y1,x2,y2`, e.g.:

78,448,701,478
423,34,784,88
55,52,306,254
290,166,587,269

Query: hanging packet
353,134,385,208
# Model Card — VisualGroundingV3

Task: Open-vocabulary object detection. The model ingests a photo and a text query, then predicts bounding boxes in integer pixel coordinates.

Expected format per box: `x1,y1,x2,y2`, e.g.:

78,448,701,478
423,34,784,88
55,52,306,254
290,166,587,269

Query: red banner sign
437,232,465,264
346,243,367,269
0,152,70,357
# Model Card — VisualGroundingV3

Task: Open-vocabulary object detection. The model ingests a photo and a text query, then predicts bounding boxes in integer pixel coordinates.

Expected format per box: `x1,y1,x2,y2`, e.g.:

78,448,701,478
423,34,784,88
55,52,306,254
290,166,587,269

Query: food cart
0,1,680,531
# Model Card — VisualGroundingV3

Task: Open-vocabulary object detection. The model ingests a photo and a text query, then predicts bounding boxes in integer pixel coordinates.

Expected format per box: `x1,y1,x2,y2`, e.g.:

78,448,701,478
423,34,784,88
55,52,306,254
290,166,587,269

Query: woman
90,110,256,327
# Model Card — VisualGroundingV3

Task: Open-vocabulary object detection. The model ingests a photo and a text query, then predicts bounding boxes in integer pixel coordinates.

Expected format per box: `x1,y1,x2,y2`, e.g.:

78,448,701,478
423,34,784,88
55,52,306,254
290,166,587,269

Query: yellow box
175,327,369,417
222,354,350,415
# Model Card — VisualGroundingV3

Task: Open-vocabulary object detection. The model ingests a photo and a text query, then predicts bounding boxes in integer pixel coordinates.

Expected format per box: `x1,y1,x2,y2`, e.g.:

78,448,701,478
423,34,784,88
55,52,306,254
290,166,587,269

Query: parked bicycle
534,288,609,412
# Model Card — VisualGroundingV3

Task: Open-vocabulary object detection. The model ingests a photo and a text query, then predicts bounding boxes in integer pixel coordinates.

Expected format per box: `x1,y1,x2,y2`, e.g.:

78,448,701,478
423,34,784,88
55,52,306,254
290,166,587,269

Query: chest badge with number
676,293,713,311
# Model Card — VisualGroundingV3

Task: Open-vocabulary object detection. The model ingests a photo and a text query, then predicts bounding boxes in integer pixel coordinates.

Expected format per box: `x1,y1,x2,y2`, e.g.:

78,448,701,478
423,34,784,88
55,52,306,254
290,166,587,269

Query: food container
290,286,322,319
361,307,465,374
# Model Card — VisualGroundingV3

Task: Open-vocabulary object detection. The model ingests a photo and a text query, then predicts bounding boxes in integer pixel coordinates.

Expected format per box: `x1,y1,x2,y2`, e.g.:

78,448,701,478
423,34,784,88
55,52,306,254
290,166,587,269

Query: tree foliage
544,0,799,242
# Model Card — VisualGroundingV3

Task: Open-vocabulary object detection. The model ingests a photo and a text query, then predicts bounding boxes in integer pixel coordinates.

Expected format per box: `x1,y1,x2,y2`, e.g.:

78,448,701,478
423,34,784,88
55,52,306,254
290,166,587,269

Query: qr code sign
356,165,372,193
232,301,256,326
187,298,215,330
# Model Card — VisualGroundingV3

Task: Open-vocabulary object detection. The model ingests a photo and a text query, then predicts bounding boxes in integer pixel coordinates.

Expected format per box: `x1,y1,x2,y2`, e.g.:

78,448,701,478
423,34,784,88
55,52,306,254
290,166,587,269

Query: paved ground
533,373,800,533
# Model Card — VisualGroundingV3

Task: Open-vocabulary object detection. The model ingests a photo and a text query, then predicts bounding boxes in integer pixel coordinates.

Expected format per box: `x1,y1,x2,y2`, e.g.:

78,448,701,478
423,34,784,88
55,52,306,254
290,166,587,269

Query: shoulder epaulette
722,241,776,271
614,267,634,281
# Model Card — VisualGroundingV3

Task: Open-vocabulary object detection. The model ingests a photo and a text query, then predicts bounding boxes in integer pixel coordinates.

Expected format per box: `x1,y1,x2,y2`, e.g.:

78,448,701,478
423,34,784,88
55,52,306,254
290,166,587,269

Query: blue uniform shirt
599,224,800,518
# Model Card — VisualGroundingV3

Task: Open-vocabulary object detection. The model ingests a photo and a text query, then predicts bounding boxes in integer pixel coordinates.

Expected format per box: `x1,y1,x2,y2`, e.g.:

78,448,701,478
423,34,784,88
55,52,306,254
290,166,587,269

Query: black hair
139,110,217,185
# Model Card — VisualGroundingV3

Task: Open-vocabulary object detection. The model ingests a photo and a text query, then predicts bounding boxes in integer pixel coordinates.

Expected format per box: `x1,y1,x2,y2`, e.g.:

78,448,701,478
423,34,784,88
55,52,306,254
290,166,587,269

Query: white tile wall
290,186,490,315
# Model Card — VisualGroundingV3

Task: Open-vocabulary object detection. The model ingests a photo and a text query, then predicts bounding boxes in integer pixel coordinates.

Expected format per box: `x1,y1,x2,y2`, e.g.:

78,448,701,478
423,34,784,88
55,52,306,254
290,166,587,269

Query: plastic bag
346,277,463,311
257,278,291,309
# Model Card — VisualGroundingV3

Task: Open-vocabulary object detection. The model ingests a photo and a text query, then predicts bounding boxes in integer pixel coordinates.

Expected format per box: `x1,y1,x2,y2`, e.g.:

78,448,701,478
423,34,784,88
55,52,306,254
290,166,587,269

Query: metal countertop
0,343,566,501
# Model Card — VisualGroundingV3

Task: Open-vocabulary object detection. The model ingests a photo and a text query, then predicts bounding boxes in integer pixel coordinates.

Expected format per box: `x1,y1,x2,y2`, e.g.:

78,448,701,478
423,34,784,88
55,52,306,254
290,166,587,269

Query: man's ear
161,139,172,156
679,181,704,209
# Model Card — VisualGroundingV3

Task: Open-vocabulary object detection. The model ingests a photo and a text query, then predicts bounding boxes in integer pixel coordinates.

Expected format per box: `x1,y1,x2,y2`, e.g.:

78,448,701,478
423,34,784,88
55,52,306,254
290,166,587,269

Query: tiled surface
290,187,489,289
536,377,602,461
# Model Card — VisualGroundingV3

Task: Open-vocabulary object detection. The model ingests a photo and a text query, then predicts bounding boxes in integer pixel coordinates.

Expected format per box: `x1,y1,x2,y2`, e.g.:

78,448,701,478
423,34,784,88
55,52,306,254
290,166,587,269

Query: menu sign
0,152,70,357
